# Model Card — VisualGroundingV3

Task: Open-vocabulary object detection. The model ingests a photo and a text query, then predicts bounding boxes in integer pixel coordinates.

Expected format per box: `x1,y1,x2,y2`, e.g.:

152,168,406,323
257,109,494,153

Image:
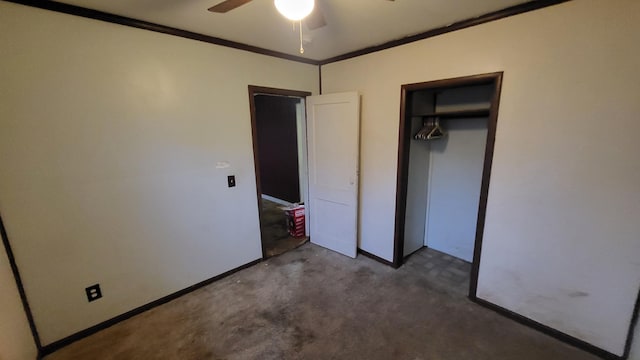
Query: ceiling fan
208,0,394,54
208,0,327,30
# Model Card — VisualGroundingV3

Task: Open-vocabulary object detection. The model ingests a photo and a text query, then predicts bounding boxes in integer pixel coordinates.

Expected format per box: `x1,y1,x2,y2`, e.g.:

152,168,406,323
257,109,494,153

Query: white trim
261,194,294,207
296,101,310,237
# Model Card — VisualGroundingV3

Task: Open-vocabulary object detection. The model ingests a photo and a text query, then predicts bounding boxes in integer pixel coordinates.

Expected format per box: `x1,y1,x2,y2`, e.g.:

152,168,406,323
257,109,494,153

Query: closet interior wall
403,84,494,265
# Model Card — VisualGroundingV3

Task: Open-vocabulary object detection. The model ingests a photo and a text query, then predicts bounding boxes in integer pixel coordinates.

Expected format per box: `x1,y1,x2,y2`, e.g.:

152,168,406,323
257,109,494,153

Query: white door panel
306,92,360,258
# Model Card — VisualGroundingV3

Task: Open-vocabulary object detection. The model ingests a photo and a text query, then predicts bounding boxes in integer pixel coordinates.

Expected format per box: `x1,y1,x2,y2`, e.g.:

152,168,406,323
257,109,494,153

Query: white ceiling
56,0,534,61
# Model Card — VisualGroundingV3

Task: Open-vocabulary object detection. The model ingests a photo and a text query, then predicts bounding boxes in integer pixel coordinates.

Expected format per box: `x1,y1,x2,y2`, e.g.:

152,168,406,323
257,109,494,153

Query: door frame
392,72,503,299
247,85,312,258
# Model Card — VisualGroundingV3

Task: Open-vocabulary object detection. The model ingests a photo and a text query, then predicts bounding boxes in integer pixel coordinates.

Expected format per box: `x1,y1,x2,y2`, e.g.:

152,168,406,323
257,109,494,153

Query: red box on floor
285,205,305,238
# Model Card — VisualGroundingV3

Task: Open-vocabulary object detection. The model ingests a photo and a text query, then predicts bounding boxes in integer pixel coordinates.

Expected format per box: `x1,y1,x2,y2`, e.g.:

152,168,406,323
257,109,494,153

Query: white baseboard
261,194,294,207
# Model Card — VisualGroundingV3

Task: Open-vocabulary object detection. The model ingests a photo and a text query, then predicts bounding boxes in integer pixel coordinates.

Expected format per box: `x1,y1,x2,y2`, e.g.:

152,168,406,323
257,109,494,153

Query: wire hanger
414,117,445,141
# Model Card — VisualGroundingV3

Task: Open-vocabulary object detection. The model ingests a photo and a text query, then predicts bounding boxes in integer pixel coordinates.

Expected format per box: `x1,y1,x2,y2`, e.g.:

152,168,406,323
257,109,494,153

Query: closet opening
248,86,312,259
392,73,503,299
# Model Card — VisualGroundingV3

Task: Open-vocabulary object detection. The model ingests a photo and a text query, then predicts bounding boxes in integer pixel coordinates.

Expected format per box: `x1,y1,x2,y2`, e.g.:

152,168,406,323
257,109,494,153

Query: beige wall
0,2,317,345
0,246,37,360
322,0,640,356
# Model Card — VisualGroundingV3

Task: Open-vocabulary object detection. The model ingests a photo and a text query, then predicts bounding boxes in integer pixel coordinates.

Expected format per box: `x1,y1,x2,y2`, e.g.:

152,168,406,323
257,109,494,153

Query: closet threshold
413,109,490,119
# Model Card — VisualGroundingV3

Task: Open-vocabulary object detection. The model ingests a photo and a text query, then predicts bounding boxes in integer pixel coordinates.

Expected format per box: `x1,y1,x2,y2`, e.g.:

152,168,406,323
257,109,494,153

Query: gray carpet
45,243,599,360
404,247,472,296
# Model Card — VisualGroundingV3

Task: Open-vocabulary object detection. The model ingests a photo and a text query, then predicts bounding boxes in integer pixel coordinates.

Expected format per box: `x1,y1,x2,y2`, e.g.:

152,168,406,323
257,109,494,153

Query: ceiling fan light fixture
274,0,314,21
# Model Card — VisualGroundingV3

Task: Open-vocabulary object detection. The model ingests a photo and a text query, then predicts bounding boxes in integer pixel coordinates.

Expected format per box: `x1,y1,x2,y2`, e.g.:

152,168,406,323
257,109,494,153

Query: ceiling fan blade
208,0,253,13
306,4,326,30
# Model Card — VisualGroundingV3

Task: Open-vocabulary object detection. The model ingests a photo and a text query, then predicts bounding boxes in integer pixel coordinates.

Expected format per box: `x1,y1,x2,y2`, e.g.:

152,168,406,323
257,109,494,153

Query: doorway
393,73,503,298
248,86,312,258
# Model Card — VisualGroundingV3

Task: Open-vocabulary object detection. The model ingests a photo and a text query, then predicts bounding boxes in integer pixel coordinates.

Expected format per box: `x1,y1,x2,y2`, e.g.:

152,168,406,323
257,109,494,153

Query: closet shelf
412,109,490,119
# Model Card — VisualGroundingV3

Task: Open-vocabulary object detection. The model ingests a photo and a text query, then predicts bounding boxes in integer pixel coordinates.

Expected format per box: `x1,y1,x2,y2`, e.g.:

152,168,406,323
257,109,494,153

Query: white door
306,92,360,258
